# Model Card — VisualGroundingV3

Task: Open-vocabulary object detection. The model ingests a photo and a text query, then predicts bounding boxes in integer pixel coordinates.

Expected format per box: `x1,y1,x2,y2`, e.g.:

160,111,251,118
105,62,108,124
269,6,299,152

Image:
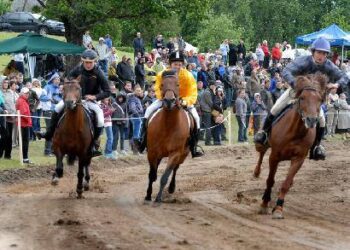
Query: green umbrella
0,32,85,55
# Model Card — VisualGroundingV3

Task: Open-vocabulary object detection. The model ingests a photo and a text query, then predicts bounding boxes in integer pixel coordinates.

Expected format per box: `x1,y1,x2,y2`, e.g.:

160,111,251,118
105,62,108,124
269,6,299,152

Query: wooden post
228,111,232,146
17,110,23,166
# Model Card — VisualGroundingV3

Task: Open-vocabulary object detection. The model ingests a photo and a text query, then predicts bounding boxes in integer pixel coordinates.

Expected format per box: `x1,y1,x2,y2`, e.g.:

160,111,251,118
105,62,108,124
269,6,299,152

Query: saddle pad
148,108,192,130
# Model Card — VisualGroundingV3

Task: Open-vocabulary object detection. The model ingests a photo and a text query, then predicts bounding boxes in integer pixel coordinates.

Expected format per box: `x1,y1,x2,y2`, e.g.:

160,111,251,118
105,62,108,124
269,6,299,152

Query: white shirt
96,43,110,60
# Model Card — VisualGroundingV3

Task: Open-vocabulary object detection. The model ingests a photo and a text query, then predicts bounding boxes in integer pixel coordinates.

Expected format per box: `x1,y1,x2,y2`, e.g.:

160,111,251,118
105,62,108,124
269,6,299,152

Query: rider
137,51,204,158
36,49,111,157
254,37,349,160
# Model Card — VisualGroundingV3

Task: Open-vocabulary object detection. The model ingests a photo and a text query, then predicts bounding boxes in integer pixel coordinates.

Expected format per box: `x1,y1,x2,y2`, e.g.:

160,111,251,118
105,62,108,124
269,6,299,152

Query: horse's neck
64,105,85,125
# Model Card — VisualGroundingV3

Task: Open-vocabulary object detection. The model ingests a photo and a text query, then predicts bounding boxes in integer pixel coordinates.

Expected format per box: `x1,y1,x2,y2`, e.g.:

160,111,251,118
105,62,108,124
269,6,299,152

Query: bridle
295,86,320,121
162,75,180,108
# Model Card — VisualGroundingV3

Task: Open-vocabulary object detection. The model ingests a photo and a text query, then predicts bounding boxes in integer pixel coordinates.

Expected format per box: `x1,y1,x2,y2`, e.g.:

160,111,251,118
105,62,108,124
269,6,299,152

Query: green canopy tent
0,32,85,78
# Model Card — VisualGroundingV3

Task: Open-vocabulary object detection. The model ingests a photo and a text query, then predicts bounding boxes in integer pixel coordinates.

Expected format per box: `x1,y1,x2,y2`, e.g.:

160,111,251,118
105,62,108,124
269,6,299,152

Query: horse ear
295,76,310,97
76,75,82,83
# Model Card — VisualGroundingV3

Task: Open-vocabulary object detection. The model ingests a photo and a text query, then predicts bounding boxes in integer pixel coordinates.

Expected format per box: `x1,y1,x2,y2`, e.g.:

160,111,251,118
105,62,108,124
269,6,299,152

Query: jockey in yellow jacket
137,51,204,158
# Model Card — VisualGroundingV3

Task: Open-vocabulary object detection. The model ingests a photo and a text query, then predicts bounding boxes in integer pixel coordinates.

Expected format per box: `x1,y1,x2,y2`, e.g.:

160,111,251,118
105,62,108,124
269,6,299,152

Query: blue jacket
43,82,62,111
282,55,349,88
127,94,144,117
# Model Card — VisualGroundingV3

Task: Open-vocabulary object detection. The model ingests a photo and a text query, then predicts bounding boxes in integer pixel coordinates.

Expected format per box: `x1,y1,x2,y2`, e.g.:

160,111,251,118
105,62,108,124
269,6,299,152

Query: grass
0,31,134,72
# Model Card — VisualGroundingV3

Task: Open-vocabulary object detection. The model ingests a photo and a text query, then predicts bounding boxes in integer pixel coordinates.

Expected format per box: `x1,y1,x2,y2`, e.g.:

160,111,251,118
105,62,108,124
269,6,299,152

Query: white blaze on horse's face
299,90,322,129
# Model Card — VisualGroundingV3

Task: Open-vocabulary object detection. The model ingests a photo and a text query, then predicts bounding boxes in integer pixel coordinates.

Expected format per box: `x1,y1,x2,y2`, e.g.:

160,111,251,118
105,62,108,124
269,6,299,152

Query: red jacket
262,44,270,57
16,95,32,127
272,47,282,60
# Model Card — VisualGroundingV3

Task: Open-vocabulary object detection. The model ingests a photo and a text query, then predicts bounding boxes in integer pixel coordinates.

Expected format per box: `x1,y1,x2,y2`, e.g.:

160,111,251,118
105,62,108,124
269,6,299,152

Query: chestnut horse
145,70,193,203
254,73,327,218
52,79,93,198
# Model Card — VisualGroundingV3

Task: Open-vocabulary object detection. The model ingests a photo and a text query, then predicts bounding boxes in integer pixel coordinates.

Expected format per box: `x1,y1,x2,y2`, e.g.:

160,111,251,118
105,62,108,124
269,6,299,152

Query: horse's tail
67,154,76,165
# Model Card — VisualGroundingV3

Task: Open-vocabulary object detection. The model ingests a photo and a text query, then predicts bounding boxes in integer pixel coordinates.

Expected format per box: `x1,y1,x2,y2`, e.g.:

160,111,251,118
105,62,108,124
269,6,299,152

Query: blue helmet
81,49,97,61
311,37,330,53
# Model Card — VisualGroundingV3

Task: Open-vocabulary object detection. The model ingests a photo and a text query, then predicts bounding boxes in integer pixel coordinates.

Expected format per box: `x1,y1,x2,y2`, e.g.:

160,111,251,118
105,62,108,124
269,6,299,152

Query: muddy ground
0,141,349,250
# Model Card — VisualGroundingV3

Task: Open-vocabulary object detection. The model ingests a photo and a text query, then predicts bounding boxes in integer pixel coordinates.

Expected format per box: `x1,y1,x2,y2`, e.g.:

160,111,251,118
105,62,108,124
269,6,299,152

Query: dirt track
0,141,349,250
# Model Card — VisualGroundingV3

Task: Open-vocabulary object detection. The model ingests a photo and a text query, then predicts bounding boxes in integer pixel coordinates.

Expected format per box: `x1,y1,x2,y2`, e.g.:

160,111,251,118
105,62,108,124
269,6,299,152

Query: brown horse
145,70,193,203
254,73,327,218
52,79,93,198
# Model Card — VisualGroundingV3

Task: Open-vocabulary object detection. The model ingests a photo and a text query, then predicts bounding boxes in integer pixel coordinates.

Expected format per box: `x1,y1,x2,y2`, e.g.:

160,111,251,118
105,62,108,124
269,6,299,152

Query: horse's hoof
153,199,162,207
83,181,89,191
143,199,152,205
272,208,284,219
76,193,84,199
253,170,260,178
168,186,175,194
51,177,59,186
258,206,269,215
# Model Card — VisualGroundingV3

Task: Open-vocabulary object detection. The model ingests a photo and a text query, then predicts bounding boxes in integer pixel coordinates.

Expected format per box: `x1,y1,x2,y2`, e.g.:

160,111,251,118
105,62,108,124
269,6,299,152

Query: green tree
0,0,11,15
193,14,243,51
321,7,350,31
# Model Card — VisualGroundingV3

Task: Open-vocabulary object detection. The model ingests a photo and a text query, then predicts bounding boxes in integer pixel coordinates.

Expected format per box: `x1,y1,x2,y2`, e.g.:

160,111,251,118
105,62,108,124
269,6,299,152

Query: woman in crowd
16,87,33,164
326,86,339,137
337,93,350,140
100,97,116,160
251,92,267,135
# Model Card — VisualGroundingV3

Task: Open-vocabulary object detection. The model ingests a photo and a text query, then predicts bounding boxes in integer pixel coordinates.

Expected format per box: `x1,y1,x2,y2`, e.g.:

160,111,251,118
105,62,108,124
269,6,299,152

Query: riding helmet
81,49,98,61
311,37,331,53
169,51,185,63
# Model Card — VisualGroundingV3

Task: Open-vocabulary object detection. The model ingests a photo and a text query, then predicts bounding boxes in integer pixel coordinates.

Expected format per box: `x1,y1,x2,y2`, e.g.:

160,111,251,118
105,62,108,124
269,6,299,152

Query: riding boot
254,113,275,144
92,127,103,157
35,112,60,141
190,129,204,158
309,126,326,160
135,120,147,153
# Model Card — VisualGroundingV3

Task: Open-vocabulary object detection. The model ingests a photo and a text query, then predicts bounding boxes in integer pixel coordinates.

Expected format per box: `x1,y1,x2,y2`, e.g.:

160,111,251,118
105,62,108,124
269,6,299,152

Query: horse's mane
294,73,328,98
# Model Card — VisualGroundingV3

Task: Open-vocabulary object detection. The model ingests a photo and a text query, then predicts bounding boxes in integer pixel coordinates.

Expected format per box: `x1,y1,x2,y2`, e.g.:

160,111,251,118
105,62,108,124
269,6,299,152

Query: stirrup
192,145,204,158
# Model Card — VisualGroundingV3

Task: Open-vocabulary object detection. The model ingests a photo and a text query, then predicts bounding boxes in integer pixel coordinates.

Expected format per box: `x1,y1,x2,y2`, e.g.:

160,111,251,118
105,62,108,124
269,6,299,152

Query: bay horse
52,78,93,198
145,70,193,203
254,73,327,218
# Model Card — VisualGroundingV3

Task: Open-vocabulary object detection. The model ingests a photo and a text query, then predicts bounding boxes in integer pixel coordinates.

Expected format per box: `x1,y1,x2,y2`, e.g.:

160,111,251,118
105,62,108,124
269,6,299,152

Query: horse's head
161,70,179,110
295,73,327,128
63,78,82,110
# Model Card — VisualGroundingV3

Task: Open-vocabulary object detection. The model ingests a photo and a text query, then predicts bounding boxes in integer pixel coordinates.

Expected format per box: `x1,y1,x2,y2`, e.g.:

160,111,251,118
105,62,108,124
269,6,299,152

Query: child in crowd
100,97,116,160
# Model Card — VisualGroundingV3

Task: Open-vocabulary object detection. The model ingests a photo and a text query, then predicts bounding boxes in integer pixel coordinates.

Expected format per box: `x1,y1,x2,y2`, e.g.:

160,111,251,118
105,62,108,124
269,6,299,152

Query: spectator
13,54,25,75
255,43,264,67
1,79,17,159
96,37,110,77
16,87,32,164
153,57,166,74
237,39,246,61
271,43,282,64
41,73,61,156
251,93,267,134
235,89,248,142
127,85,144,154
337,93,350,139
212,86,225,145
260,79,274,112
83,30,93,48
31,79,44,136
0,87,7,158
220,39,229,66
108,47,119,65
166,37,175,53
117,56,135,84
133,32,145,56
9,80,19,147
112,92,127,155
228,40,238,66
105,34,113,50
246,69,261,100
142,84,156,110
100,97,116,160
262,40,270,69
200,81,216,145
135,57,146,89
153,34,164,50
326,86,339,137
272,80,284,103
16,73,24,93
197,64,209,89
25,82,39,141
144,60,156,90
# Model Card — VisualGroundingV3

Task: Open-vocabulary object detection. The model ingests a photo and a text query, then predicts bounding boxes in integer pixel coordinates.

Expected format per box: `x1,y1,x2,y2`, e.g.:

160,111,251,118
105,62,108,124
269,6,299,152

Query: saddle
272,104,293,126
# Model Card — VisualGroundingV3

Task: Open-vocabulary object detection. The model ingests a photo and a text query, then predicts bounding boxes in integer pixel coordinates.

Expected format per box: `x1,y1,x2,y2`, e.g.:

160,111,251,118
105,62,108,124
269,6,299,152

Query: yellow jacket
155,68,198,106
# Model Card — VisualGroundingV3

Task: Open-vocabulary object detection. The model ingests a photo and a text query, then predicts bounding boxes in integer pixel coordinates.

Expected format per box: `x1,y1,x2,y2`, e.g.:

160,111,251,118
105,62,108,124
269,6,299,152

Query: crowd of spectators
1,32,350,163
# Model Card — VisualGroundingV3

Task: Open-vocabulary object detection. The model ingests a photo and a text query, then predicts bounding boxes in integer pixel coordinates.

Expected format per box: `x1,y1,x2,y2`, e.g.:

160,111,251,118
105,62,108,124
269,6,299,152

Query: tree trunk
63,21,85,74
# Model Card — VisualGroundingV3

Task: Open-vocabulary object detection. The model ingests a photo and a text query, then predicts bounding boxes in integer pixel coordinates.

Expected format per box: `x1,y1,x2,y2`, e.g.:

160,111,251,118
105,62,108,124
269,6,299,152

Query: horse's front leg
272,158,304,219
145,158,161,203
168,165,179,194
52,152,64,186
259,154,279,214
76,160,85,199
154,166,173,204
